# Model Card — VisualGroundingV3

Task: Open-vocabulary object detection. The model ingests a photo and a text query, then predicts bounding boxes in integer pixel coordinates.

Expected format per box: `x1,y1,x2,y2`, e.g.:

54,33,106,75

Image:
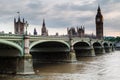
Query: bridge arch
0,39,23,56
103,42,110,53
73,41,92,58
30,40,70,50
93,42,103,54
0,39,23,74
30,40,70,63
103,42,109,46
93,42,102,46
72,41,90,46
109,43,113,47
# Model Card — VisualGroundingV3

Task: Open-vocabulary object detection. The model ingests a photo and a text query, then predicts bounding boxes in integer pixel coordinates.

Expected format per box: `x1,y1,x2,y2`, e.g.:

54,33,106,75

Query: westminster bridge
0,34,114,74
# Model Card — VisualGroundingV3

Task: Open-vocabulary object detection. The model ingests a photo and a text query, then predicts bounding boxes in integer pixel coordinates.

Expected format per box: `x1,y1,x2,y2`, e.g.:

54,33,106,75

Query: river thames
0,51,120,80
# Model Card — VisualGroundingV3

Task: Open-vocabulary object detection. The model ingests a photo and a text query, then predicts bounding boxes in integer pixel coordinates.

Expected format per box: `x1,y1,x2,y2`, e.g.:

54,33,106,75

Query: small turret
34,28,37,35
23,18,25,23
14,18,16,23
18,16,21,22
97,5,101,12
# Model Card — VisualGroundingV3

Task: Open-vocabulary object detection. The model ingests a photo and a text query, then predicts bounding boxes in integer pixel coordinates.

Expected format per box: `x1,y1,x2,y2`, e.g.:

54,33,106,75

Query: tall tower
41,19,48,36
95,5,103,39
14,16,26,34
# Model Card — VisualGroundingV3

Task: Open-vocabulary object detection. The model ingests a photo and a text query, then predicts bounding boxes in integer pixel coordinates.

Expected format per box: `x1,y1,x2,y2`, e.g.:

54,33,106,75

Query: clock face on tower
97,18,100,22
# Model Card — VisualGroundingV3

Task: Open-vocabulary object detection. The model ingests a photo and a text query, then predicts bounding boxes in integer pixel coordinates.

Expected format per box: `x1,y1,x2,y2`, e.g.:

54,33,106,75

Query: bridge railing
29,35,101,42
30,35,70,41
0,33,104,43
72,37,90,41
0,33,23,39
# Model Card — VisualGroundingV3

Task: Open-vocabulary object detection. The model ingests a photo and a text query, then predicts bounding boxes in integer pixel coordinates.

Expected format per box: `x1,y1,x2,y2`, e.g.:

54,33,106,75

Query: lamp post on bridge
25,21,29,35
69,30,73,52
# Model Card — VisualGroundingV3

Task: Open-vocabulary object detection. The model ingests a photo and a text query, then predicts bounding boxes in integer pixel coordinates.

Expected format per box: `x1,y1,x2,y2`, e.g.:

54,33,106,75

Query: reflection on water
0,51,120,80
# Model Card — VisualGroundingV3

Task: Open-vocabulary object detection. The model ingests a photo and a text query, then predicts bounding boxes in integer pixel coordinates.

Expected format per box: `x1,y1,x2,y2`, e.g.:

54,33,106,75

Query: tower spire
42,18,45,27
97,5,101,12
41,18,48,36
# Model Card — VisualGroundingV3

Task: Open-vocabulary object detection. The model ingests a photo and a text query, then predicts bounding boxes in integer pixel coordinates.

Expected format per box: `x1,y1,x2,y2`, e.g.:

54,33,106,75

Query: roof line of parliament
14,5,103,39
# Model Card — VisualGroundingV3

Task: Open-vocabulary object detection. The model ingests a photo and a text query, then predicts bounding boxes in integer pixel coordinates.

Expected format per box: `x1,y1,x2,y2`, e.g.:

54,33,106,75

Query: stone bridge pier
16,35,34,74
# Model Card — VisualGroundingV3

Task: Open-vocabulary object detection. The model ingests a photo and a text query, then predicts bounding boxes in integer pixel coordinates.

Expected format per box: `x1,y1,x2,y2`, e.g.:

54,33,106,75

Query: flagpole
17,11,20,18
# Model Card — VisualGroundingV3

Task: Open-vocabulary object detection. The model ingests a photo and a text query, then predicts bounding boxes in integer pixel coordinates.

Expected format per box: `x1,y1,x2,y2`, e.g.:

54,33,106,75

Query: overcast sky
0,0,120,37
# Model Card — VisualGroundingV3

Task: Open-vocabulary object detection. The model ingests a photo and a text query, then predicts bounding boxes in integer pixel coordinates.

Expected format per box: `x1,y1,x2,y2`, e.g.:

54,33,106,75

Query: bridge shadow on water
0,43,21,74
0,57,18,74
31,52,70,68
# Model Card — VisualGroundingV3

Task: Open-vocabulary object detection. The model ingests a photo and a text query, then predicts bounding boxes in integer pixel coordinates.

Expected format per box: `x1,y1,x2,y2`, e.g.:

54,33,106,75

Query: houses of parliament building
67,6,103,39
14,17,48,36
14,6,103,39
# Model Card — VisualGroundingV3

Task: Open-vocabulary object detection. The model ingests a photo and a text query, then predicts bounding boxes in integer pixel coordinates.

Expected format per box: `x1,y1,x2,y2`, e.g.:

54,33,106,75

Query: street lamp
25,21,29,35
69,30,73,52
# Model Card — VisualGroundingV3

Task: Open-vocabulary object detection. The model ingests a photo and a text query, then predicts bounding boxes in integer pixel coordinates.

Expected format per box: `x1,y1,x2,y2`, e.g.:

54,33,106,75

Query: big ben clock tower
95,6,103,39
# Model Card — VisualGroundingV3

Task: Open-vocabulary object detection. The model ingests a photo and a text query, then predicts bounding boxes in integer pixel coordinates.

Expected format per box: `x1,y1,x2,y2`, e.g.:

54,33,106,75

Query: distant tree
104,36,120,42
110,38,115,42
115,36,120,42
104,37,115,42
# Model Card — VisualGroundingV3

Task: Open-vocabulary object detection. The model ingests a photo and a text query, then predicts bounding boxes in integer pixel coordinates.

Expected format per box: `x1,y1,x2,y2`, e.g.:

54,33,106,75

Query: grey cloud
27,0,44,9
54,2,96,12
0,0,119,36
45,17,72,28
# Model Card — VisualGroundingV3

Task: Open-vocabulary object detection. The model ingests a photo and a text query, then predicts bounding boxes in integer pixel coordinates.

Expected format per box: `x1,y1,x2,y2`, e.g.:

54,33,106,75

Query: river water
0,51,120,80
